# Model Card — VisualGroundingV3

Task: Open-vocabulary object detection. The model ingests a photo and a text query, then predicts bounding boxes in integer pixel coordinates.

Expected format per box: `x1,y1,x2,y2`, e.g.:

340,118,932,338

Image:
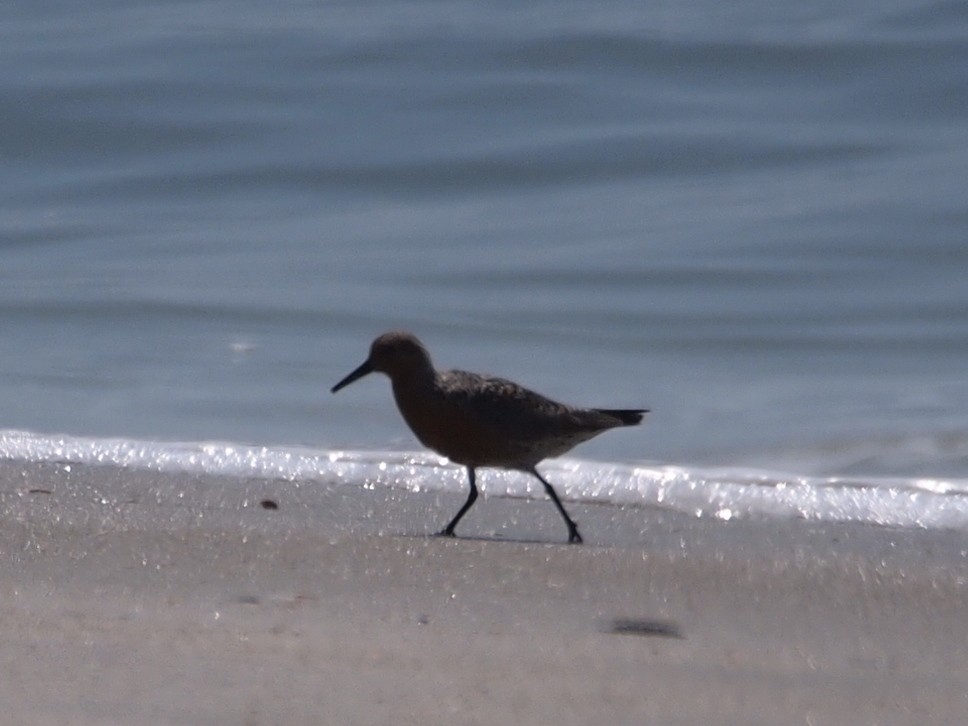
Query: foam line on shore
2,429,967,531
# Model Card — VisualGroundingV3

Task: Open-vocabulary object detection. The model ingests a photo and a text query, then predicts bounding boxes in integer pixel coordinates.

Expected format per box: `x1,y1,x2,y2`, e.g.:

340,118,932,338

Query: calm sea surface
3,0,967,484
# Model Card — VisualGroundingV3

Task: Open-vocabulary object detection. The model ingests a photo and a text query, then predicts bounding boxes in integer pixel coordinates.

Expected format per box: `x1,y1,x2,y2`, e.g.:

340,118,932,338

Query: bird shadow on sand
392,531,587,547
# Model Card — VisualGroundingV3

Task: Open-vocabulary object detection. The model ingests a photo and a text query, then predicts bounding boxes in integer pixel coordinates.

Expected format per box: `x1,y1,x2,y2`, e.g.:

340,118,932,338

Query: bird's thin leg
529,468,583,544
438,466,478,537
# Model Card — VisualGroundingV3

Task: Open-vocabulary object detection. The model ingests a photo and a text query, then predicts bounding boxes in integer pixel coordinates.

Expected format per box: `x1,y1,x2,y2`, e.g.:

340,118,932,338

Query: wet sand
2,459,967,725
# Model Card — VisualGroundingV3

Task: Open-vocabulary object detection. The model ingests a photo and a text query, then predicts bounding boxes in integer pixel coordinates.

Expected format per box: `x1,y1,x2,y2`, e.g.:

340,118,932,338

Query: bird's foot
568,528,583,545
435,528,457,538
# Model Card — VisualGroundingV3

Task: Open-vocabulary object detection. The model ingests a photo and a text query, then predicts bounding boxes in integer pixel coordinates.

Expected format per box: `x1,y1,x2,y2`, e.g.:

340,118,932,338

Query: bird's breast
391,381,528,467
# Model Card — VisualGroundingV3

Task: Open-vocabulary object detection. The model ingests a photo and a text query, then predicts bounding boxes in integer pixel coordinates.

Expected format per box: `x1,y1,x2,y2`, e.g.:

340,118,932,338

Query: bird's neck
389,365,437,400
390,368,443,444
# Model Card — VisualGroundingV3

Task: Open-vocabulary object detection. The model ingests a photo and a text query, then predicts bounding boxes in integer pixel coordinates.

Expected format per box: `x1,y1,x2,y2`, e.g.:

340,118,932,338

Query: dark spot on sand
237,595,260,605
28,488,52,494
606,618,684,639
260,498,278,510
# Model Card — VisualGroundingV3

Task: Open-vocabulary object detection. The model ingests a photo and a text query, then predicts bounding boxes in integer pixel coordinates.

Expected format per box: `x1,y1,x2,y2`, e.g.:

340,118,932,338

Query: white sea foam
2,429,968,531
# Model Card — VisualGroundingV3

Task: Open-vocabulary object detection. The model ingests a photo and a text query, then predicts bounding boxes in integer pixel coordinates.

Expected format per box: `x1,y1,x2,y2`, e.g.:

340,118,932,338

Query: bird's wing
438,369,602,442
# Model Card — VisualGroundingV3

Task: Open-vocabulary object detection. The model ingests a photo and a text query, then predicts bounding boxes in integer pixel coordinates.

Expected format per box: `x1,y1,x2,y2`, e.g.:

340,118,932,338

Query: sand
1,459,967,725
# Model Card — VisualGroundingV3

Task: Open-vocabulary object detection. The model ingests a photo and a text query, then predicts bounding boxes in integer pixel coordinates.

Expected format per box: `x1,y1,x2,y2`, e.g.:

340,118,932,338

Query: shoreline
2,460,967,723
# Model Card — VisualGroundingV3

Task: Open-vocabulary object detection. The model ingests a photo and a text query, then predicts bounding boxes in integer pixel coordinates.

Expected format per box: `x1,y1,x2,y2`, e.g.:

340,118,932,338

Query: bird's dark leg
438,466,478,537
529,468,583,544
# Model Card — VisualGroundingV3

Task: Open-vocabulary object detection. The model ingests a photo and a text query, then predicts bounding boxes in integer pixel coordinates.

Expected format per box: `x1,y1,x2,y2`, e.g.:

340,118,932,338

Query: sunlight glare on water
2,430,968,531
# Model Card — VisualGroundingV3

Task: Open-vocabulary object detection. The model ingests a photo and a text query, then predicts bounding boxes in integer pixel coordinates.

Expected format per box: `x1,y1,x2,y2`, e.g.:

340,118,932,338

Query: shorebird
331,331,647,544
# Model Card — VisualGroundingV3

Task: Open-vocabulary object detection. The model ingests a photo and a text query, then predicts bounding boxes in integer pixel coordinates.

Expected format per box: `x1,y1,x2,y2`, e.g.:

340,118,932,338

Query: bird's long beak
331,358,375,393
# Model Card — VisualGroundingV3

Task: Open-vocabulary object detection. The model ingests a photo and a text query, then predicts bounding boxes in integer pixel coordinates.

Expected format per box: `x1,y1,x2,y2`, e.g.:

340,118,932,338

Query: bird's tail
595,408,649,426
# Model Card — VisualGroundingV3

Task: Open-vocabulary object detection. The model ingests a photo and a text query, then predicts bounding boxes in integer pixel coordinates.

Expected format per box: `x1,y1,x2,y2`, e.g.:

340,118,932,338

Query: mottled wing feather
438,369,624,444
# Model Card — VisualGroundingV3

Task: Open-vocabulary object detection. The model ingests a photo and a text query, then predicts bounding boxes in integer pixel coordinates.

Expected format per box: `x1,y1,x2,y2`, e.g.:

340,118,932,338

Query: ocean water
2,1,967,527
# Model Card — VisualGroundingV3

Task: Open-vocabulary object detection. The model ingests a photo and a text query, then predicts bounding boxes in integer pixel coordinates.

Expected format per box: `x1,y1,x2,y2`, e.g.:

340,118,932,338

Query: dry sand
1,459,967,725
